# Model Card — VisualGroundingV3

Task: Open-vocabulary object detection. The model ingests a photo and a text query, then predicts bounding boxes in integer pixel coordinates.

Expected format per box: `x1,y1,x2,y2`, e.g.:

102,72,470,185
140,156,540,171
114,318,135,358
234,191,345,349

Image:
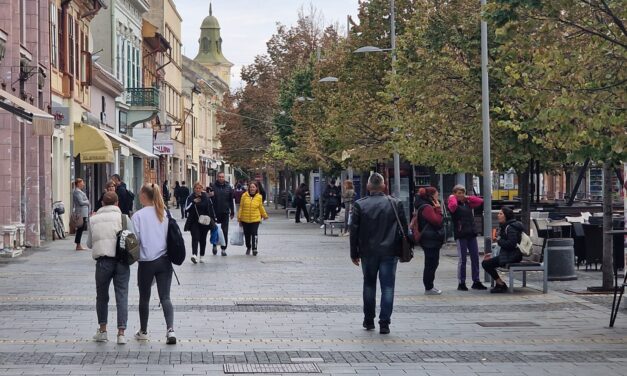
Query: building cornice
93,63,124,98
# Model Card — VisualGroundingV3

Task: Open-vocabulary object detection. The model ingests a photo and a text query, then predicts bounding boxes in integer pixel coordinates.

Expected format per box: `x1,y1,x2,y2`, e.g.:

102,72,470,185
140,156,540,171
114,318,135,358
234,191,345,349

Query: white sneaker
134,330,149,341
199,256,204,263
166,329,177,345
117,334,127,345
191,255,197,264
92,329,108,342
425,288,442,295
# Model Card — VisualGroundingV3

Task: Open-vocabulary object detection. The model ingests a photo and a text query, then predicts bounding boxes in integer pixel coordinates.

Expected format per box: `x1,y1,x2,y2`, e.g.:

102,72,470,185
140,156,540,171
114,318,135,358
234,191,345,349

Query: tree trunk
602,160,614,290
519,168,531,235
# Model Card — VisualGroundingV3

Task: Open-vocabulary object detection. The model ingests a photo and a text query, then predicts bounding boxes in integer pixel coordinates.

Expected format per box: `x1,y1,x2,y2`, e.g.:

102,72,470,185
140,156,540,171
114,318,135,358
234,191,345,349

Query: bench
491,259,548,293
323,220,345,236
285,208,297,219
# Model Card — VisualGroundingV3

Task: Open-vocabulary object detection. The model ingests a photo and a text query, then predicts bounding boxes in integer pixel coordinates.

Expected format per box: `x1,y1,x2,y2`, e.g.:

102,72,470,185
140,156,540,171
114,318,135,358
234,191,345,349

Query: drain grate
476,321,539,327
234,301,292,306
223,363,321,374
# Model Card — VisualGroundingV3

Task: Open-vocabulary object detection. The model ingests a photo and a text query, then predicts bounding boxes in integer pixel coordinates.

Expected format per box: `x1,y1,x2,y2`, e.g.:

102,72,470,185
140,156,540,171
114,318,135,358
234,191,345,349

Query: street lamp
480,0,493,255
353,0,401,199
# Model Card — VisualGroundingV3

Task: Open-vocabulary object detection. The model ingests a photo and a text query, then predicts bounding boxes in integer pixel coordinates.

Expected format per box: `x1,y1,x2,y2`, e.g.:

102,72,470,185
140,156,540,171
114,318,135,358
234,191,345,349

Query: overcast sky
175,0,360,90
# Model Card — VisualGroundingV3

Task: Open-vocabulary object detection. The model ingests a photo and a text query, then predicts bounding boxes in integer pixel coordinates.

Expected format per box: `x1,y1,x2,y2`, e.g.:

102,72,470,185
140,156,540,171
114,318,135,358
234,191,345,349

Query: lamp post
480,0,493,255
354,0,401,199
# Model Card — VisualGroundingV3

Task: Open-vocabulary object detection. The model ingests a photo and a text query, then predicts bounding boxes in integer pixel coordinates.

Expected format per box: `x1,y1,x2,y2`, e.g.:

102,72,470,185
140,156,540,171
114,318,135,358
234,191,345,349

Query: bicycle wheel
54,215,65,239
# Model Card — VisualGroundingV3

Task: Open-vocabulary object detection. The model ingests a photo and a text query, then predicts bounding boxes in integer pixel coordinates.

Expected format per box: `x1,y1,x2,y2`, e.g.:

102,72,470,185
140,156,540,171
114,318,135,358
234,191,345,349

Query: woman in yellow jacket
238,182,269,255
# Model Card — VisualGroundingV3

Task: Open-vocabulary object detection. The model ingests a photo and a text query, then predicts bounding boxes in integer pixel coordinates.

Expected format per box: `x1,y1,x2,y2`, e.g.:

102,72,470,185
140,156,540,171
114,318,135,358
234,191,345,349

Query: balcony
126,87,159,107
125,87,159,128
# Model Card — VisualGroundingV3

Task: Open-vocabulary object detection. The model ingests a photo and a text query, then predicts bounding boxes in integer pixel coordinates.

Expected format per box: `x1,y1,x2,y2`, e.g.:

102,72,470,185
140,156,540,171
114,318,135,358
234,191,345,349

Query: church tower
194,3,233,86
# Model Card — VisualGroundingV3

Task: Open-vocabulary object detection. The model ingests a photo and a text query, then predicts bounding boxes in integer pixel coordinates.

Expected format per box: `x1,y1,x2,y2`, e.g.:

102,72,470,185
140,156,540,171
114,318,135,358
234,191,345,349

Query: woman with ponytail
414,187,445,295
131,183,177,344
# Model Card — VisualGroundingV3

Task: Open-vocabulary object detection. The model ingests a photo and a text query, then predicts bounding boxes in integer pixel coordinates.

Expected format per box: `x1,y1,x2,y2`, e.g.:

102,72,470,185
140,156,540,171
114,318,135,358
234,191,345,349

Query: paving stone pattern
1,210,627,375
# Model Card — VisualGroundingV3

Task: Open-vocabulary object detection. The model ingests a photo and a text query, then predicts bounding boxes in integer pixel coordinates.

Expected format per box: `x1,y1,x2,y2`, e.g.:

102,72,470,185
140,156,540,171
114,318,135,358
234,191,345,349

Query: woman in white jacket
87,192,132,344
131,184,176,344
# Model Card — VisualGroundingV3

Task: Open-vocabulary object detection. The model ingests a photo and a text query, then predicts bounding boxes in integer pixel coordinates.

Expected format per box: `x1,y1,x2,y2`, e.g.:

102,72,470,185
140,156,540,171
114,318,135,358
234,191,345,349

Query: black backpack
165,210,185,265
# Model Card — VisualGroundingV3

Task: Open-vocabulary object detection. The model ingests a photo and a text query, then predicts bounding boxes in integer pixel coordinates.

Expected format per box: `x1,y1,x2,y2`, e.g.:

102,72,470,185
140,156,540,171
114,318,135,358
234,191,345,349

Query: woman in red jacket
414,187,445,295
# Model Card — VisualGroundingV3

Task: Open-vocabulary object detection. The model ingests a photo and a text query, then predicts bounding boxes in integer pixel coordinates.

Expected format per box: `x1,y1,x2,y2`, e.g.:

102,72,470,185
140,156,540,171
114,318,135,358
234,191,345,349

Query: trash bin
546,238,577,281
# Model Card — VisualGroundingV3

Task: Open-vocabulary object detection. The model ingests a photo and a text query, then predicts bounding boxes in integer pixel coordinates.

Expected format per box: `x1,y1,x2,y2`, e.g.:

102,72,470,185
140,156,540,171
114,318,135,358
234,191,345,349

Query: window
19,0,26,44
58,8,64,71
50,4,58,68
68,15,74,75
127,44,131,88
135,49,141,87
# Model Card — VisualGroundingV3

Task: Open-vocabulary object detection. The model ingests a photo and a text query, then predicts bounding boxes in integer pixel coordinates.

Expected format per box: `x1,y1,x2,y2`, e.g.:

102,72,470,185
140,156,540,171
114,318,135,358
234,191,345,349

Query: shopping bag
210,226,219,245
216,223,226,247
230,225,244,246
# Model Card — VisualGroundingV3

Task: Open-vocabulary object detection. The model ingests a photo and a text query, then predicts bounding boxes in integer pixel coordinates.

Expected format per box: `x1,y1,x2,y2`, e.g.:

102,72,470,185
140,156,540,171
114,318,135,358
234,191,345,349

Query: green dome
201,3,220,29
201,15,220,29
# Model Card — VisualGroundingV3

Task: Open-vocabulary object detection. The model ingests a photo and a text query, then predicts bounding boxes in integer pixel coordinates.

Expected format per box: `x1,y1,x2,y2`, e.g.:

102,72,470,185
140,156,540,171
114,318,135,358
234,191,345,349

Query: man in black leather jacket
350,173,408,335
211,172,235,256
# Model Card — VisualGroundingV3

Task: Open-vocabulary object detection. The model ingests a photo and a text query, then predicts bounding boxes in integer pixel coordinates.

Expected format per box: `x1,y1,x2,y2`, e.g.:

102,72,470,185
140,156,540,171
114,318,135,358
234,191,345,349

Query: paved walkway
1,209,627,375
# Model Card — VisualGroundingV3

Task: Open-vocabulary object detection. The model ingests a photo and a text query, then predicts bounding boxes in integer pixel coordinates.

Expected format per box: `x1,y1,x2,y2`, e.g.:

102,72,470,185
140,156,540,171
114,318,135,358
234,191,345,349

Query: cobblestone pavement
1,209,627,375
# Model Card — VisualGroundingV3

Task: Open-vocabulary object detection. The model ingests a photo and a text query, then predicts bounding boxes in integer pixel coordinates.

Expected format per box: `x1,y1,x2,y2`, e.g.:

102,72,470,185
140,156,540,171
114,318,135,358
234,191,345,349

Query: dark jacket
115,182,132,215
448,196,482,239
294,187,308,205
178,185,190,203
184,192,216,231
414,197,445,249
350,193,408,260
323,185,341,207
162,183,170,200
211,181,235,215
497,219,524,265
256,182,267,203
233,186,245,204
173,184,181,200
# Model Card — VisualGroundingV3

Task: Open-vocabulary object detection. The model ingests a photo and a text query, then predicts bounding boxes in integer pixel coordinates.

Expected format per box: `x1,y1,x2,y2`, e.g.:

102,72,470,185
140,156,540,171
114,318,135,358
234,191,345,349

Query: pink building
0,1,55,247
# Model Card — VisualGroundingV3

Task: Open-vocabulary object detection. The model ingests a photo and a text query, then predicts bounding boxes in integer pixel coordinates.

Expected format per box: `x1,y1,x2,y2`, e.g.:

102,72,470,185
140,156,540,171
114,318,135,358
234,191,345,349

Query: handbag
194,203,213,226
71,212,84,229
387,196,413,263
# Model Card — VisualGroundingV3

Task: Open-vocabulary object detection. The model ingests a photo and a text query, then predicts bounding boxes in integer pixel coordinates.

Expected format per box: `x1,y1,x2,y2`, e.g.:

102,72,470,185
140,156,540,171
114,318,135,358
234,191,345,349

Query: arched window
201,37,210,53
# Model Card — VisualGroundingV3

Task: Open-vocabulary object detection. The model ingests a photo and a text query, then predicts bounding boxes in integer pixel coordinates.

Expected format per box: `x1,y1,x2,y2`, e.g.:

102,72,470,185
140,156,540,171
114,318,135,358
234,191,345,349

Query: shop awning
103,131,158,159
0,89,55,136
73,123,114,163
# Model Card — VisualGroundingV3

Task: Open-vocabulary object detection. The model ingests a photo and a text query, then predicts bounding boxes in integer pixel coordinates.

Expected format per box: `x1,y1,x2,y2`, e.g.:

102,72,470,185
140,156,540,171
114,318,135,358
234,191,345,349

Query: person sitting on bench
482,206,524,293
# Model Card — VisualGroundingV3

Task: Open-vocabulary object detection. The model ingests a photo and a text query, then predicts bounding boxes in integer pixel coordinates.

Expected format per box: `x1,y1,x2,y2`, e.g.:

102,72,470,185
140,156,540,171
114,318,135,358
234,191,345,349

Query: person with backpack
178,181,190,219
87,191,132,344
111,174,134,216
131,184,177,344
447,185,487,291
482,206,524,293
414,187,445,295
210,172,235,256
238,182,269,256
94,181,117,212
184,182,216,264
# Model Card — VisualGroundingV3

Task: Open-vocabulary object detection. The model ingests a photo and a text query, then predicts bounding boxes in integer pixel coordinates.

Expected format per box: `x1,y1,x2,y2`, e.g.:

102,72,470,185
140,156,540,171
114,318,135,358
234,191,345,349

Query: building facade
0,1,56,247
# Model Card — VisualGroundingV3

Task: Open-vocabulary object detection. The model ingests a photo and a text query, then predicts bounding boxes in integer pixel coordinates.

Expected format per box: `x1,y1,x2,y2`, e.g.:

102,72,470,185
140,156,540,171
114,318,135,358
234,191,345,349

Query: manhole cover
476,321,539,327
223,363,321,374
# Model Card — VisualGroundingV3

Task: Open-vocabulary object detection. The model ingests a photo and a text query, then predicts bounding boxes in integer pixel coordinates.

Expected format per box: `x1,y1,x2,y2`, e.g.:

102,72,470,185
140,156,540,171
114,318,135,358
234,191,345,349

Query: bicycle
52,201,66,240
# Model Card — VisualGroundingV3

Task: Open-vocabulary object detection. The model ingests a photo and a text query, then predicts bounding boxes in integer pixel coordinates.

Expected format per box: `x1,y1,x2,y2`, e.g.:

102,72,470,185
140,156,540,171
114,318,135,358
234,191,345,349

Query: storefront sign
51,106,70,126
154,142,174,155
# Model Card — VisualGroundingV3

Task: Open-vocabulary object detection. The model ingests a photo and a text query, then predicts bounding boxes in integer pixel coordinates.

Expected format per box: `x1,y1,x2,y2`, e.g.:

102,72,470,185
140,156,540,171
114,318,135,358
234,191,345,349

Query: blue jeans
95,257,130,329
361,255,398,325
456,237,480,283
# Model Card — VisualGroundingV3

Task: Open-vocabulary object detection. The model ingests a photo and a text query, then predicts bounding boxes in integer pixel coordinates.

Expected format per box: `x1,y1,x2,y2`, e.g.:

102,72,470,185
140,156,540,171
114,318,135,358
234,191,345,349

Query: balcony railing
126,87,159,107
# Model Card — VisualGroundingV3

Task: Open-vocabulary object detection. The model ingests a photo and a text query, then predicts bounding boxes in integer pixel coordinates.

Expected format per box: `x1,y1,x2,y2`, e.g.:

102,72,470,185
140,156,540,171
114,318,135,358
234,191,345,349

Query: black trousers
295,202,310,222
190,222,210,256
74,217,88,244
324,205,337,220
216,213,230,250
242,222,260,250
482,256,503,281
422,247,441,290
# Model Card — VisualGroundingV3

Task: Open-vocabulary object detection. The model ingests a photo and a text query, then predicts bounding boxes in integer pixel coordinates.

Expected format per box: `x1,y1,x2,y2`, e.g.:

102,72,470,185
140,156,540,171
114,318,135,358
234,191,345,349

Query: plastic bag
230,225,244,246
211,224,226,246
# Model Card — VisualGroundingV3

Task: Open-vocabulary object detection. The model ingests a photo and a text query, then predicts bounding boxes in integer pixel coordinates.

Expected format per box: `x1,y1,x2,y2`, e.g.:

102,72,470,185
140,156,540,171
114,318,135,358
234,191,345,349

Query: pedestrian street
1,209,627,375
